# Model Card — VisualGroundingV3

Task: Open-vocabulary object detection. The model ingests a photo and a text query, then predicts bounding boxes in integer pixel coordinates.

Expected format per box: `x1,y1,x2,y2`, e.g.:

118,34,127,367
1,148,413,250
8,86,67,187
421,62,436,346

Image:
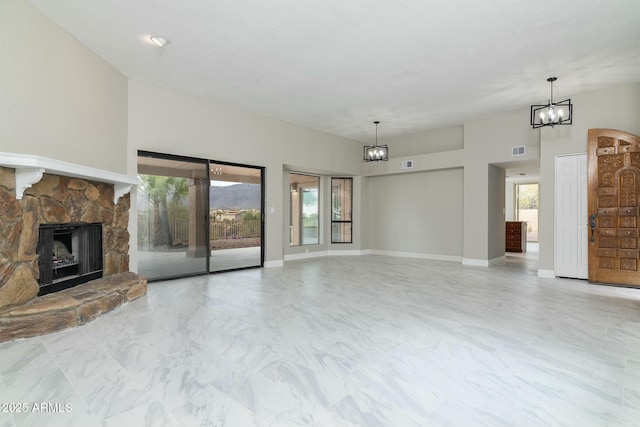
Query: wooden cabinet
506,221,527,253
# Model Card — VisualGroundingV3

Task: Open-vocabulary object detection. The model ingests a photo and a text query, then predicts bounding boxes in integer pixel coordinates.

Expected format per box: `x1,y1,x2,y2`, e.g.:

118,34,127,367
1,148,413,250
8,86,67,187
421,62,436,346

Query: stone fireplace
0,153,147,342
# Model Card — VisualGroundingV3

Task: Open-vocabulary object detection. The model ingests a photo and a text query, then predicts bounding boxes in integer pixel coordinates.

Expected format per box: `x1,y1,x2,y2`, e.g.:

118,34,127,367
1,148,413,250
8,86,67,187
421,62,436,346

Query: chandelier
363,121,388,162
530,77,572,129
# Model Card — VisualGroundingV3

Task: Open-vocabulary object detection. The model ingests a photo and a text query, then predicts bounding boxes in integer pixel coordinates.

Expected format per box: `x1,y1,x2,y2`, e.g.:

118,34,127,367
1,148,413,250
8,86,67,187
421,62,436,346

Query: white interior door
555,154,588,279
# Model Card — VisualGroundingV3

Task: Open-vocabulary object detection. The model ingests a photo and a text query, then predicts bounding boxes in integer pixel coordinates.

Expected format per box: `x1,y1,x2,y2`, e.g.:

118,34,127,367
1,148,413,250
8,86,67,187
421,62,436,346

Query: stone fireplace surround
0,154,146,342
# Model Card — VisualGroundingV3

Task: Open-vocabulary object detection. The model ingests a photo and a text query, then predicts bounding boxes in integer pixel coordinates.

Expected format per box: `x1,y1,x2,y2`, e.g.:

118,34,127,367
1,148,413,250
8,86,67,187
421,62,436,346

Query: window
331,177,352,243
515,183,538,242
289,173,319,246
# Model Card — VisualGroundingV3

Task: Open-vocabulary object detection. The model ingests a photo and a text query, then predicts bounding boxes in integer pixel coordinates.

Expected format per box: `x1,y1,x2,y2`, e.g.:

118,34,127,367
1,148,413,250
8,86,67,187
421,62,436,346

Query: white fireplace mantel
0,152,137,204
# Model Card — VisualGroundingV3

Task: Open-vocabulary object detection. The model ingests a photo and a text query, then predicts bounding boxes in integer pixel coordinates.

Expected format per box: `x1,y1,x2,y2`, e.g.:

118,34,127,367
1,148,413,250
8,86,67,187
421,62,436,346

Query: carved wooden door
588,129,640,287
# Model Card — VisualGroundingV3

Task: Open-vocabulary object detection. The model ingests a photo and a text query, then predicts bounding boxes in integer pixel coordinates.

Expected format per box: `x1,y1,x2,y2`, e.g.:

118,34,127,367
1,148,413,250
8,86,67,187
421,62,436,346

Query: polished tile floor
2,254,640,426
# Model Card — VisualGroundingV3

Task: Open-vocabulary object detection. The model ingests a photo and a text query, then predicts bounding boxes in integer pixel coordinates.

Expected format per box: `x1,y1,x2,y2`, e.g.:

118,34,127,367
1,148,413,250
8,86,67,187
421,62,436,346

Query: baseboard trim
368,250,461,263
462,258,489,267
285,250,372,261
284,251,328,261
284,249,460,263
273,252,525,269
264,260,284,268
537,269,556,278
327,250,366,256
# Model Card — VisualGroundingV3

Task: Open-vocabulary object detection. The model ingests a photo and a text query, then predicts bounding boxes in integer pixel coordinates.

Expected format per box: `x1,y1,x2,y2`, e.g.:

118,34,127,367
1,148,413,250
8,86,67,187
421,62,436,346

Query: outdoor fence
139,214,261,245
210,220,261,240
169,220,188,243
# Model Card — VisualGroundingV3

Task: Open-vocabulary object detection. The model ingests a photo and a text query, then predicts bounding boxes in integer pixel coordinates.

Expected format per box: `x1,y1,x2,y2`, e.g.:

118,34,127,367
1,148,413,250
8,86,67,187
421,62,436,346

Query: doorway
209,162,264,272
137,151,264,281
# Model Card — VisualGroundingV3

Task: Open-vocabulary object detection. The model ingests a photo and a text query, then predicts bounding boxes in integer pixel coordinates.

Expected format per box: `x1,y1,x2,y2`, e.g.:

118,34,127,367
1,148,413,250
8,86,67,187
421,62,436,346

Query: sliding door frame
137,150,265,281
209,159,265,272
138,150,211,278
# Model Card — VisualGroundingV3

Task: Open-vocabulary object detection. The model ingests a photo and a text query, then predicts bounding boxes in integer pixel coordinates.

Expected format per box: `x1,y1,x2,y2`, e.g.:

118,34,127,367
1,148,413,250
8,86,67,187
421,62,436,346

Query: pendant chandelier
530,77,573,129
363,121,388,162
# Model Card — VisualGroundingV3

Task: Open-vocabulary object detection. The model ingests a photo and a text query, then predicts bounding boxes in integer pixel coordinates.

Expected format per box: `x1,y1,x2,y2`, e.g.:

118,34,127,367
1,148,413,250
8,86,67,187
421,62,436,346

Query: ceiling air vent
512,146,525,156
401,160,414,169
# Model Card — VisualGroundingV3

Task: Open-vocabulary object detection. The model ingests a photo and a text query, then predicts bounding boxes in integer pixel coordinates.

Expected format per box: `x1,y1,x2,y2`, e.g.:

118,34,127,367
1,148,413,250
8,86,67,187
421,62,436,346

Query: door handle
589,213,597,242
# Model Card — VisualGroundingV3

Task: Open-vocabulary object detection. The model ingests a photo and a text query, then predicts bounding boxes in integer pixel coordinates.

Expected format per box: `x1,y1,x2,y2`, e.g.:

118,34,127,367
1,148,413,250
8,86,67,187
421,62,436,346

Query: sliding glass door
137,152,209,280
209,162,264,272
137,152,264,280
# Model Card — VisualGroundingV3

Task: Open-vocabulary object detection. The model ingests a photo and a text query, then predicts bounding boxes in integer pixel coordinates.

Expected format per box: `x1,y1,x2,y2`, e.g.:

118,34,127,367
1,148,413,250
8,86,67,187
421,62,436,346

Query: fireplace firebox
37,223,103,295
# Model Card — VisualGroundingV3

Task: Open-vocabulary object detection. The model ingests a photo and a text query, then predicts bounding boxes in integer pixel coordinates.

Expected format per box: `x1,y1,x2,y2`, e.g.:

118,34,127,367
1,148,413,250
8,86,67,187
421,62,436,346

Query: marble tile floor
505,242,539,260
2,255,640,426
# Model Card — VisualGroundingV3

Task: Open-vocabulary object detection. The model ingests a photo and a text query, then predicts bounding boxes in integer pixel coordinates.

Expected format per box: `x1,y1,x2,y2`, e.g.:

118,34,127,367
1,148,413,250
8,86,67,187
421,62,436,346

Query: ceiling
30,0,640,142
504,160,541,183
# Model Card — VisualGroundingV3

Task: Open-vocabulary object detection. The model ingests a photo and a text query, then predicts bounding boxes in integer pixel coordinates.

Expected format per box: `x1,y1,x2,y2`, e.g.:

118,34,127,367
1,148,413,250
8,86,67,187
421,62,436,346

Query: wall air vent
512,146,525,156
401,160,414,169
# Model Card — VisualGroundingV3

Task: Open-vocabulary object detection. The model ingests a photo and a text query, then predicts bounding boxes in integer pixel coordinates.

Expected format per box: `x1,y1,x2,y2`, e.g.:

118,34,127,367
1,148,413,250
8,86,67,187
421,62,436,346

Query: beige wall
127,80,364,265
362,116,536,264
362,126,465,261
385,126,464,158
367,168,464,258
488,164,506,260
463,110,540,263
364,84,640,268
505,180,516,221
538,82,640,273
0,0,128,173
5,1,640,273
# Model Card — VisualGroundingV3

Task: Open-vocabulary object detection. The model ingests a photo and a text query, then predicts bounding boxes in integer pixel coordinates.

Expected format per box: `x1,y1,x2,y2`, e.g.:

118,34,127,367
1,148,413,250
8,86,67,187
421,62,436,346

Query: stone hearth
0,161,146,341
0,272,146,342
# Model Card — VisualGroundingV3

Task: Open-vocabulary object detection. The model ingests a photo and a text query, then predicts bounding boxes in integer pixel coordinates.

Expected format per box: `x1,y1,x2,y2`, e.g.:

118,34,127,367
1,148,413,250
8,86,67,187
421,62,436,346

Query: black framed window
331,177,352,243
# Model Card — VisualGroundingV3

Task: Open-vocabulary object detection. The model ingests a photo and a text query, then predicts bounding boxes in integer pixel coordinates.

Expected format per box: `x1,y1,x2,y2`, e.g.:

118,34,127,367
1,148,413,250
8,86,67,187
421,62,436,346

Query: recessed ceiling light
149,36,168,47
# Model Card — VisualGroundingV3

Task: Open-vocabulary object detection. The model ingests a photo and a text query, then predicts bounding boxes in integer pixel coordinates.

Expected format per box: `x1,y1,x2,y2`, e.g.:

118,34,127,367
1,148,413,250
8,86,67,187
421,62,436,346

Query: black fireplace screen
37,223,103,295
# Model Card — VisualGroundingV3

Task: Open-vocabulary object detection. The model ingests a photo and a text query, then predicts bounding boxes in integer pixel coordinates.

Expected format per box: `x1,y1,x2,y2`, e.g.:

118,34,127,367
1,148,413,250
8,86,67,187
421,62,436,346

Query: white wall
127,80,364,265
538,82,640,273
0,0,128,172
367,168,463,259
